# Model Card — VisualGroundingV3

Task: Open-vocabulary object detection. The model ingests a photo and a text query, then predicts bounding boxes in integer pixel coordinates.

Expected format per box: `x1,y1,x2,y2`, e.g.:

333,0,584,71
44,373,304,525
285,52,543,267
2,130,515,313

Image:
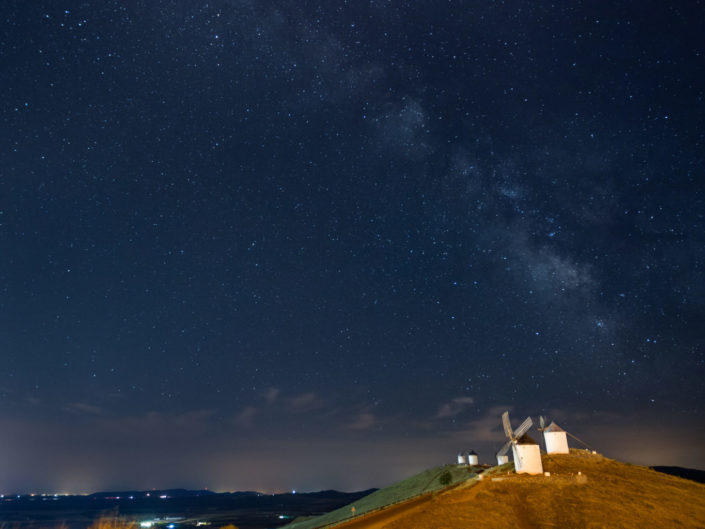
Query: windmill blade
502,411,513,438
497,439,513,457
539,415,546,430
514,416,533,438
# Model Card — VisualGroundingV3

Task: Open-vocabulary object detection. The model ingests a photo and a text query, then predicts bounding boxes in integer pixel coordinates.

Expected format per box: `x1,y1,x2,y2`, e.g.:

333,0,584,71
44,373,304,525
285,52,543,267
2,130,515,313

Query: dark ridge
88,489,217,499
651,466,705,484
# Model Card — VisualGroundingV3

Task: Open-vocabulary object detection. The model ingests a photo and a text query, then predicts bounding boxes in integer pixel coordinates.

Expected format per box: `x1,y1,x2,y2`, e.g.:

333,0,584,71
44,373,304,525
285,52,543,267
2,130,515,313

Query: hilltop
286,450,705,529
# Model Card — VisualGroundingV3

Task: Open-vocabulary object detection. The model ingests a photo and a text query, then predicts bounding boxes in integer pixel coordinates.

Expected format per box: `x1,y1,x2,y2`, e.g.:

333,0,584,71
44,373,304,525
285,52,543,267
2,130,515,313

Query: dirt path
331,493,434,529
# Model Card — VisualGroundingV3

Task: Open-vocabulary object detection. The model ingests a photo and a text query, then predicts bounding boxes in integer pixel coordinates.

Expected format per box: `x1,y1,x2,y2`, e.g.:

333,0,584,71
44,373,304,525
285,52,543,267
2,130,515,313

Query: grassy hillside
371,450,705,529
284,463,477,529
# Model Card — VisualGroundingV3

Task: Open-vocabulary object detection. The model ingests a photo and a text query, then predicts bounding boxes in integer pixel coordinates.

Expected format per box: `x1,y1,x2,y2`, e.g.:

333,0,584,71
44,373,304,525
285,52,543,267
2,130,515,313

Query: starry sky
1,0,704,494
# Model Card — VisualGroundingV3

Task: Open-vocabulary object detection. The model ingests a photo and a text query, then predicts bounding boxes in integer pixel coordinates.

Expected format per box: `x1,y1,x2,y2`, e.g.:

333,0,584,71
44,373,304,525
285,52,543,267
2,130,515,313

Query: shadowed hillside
284,463,478,529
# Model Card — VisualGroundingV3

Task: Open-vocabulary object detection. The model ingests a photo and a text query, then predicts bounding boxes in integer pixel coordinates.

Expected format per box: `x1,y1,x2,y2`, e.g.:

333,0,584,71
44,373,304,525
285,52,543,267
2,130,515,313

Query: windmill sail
497,439,513,457
514,416,533,438
502,411,513,438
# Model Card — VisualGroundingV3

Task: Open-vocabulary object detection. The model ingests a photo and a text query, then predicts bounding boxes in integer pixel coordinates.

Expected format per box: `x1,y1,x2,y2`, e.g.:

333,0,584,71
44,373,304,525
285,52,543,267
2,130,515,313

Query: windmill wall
512,443,543,474
544,431,569,454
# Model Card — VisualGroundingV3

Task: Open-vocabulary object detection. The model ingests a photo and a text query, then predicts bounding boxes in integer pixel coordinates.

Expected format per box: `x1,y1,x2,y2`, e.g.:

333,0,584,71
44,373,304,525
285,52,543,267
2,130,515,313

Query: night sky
1,0,704,495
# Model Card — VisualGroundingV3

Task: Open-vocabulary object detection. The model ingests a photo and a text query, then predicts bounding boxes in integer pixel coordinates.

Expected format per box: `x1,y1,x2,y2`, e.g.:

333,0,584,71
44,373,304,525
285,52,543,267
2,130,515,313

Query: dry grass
339,451,705,529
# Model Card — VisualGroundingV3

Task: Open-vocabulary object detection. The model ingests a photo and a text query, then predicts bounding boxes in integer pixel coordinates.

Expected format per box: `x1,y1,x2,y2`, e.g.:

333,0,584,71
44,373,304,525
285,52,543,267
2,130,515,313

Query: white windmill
457,451,467,465
467,449,479,465
498,411,543,475
538,416,569,454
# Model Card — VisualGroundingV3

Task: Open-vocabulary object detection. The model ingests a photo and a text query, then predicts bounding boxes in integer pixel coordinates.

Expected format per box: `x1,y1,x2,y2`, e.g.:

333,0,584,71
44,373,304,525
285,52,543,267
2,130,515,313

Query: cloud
264,387,280,405
343,412,378,431
64,402,103,415
435,397,475,419
100,409,218,439
444,405,512,444
286,392,325,413
235,406,259,428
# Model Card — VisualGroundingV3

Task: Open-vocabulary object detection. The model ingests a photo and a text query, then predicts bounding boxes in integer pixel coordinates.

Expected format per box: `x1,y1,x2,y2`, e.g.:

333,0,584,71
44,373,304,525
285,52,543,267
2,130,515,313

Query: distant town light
140,522,153,528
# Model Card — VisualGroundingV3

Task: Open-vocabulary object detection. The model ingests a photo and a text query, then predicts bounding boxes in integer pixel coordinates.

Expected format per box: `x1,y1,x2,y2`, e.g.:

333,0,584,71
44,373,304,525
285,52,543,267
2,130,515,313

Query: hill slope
335,450,705,529
284,463,478,529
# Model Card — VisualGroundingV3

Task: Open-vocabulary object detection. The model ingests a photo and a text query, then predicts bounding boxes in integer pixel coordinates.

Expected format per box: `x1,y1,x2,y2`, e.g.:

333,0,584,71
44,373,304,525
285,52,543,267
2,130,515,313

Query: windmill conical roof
516,433,538,445
544,421,565,433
